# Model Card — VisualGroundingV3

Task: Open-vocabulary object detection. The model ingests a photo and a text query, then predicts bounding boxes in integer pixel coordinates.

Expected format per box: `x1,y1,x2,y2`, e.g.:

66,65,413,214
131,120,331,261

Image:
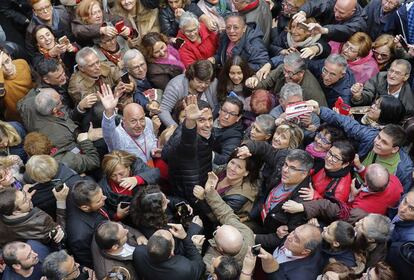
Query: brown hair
185,60,214,82
276,123,304,149
76,0,102,23
321,262,352,280
101,150,137,178
30,0,48,6
371,261,397,280
372,34,396,58
287,17,317,33
23,132,53,156
346,32,372,58
140,32,169,63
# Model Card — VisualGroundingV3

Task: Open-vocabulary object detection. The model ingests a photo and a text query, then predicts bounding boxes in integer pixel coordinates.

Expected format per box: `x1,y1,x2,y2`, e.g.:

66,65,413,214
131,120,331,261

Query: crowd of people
0,0,414,279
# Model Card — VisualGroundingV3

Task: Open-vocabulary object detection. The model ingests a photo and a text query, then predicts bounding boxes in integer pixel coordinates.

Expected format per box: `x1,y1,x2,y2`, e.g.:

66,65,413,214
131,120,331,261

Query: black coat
162,125,213,206
159,3,203,37
212,121,243,165
133,235,205,280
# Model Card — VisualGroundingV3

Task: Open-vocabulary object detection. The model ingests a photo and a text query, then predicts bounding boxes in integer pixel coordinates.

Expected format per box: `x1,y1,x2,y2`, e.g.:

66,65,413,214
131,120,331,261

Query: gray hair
391,59,412,75
255,114,276,135
285,149,314,172
75,47,98,67
123,49,145,66
283,52,306,72
42,250,70,280
34,88,60,116
179,11,199,29
364,214,391,243
280,82,303,101
325,54,348,73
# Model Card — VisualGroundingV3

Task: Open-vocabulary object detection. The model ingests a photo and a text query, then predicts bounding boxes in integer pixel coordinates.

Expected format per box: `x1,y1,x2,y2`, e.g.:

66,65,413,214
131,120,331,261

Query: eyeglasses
388,68,407,76
62,261,80,278
282,162,306,173
194,78,211,87
128,62,146,71
372,49,391,59
322,67,339,77
315,132,331,145
101,36,117,44
342,42,359,53
283,66,302,78
220,108,239,117
34,4,52,14
326,150,342,163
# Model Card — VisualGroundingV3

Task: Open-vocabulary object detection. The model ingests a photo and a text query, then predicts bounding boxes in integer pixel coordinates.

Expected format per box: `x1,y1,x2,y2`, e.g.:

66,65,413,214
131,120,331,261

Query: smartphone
54,182,64,192
58,35,69,45
172,38,185,49
120,72,130,84
176,201,190,217
115,20,125,33
251,244,261,256
334,97,351,116
119,202,131,209
399,36,410,52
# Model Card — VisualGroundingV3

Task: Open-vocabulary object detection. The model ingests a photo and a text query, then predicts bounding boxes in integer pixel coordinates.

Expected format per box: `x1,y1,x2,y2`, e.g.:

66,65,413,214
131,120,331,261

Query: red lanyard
127,132,148,161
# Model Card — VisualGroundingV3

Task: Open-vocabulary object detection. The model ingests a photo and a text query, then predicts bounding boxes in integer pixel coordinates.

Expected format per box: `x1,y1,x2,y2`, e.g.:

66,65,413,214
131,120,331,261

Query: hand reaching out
97,83,121,116
204,172,219,193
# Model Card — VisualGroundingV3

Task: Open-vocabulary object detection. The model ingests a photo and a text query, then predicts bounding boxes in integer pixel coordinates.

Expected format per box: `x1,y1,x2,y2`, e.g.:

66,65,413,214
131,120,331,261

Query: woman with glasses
360,261,397,280
300,140,355,203
176,11,219,68
140,32,185,91
332,32,379,84
361,96,406,129
372,34,396,71
269,17,331,62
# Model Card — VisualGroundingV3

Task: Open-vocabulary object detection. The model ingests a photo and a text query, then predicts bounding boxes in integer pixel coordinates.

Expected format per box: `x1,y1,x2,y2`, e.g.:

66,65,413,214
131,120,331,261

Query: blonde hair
0,156,15,183
0,121,21,147
26,155,59,183
372,34,396,54
276,124,304,149
347,32,372,58
102,150,137,178
76,0,102,23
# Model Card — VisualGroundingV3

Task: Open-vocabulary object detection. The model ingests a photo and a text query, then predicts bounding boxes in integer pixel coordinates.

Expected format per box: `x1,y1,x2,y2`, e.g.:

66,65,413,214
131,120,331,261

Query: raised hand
184,94,203,121
237,146,252,159
351,83,363,101
204,172,219,194
97,83,120,116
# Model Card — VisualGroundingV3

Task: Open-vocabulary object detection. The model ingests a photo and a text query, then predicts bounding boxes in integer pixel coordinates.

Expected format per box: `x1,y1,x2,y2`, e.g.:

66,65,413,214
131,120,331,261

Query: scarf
100,44,122,65
325,165,352,179
155,45,185,70
305,142,327,159
287,32,321,49
240,0,259,13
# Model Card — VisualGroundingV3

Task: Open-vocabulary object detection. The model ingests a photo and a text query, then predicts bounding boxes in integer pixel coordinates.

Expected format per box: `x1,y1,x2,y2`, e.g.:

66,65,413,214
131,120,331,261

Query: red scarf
240,0,259,12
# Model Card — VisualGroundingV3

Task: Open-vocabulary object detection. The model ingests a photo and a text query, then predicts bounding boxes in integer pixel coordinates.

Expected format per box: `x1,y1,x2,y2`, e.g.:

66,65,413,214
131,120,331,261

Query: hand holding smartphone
115,20,125,34
251,244,261,256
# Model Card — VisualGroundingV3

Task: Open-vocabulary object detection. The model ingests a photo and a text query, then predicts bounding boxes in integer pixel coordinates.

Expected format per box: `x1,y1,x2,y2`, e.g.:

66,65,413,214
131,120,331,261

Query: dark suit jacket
133,235,205,280
266,247,324,280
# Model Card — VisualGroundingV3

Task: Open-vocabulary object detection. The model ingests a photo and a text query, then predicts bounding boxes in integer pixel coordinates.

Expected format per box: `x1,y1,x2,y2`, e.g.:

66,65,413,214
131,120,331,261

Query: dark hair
95,221,121,250
334,221,356,249
382,124,407,147
172,98,186,124
321,262,352,280
332,140,355,164
140,32,169,63
217,55,253,104
147,234,173,263
377,96,406,125
317,124,345,143
32,24,54,46
286,149,314,173
223,96,244,116
185,60,214,82
35,58,61,77
226,150,260,187
130,185,168,229
42,250,71,280
197,100,211,111
72,180,101,207
214,256,241,280
0,188,18,215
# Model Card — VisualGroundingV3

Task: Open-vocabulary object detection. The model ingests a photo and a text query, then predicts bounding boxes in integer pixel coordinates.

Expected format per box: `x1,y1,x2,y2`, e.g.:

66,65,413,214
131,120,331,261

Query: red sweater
311,168,352,203
177,23,219,68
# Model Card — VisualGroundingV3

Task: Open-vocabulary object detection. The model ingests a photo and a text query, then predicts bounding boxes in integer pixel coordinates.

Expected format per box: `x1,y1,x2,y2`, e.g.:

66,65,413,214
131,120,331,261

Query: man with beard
2,241,50,280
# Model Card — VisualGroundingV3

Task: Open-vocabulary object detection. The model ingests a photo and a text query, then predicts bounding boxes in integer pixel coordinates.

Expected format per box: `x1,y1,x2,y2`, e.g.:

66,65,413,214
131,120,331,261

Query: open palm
97,83,119,111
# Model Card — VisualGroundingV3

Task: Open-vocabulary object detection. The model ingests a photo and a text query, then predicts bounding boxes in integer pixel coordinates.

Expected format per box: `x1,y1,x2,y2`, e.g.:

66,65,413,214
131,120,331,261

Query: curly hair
130,185,168,230
23,132,53,156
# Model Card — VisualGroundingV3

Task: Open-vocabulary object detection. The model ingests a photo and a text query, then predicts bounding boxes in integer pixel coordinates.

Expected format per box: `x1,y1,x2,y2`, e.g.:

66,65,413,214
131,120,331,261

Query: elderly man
351,59,414,113
364,0,402,40
308,54,355,107
201,172,255,273
269,83,320,139
309,103,413,192
2,240,50,280
231,0,272,45
25,0,72,58
133,224,205,280
247,52,328,107
266,224,324,280
293,0,367,42
98,83,158,164
68,47,134,129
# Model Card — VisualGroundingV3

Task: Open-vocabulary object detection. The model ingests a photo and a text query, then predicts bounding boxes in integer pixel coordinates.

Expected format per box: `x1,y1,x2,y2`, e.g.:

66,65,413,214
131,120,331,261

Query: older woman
72,0,132,46
269,17,331,61
0,48,34,121
99,150,160,213
177,12,219,68
197,0,235,32
0,156,24,189
214,13,269,71
0,121,26,162
332,32,379,84
111,0,160,45
140,32,185,90
159,60,217,127
372,34,396,71
32,25,78,73
245,113,275,142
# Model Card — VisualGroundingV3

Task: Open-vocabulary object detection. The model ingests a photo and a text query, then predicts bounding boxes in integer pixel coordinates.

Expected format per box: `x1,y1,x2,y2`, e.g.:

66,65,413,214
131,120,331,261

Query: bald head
284,224,322,256
365,164,390,192
334,0,357,21
122,103,146,137
215,225,243,256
